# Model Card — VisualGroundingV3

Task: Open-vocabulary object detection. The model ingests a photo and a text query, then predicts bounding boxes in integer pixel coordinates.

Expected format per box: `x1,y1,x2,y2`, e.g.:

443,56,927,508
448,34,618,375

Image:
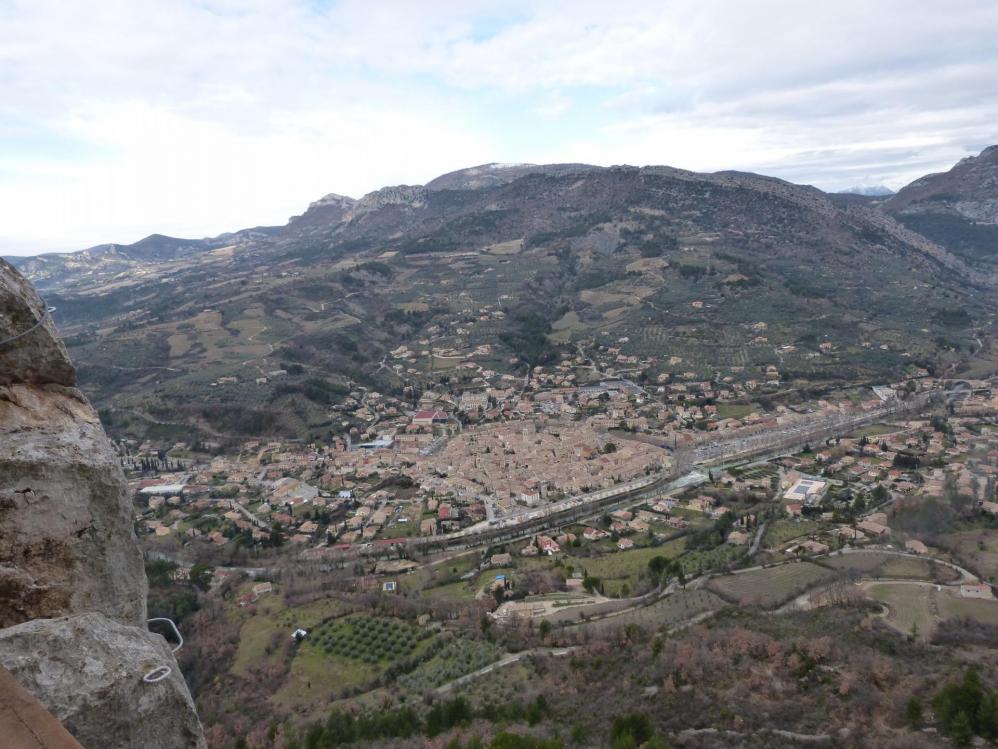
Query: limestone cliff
0,257,146,626
0,258,206,748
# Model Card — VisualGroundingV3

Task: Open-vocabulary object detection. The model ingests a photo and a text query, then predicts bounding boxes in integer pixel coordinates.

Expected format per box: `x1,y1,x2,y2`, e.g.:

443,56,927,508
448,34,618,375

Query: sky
2,1,997,256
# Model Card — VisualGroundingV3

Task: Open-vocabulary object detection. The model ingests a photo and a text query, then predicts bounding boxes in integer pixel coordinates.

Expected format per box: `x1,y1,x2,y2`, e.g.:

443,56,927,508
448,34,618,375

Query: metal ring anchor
143,617,183,684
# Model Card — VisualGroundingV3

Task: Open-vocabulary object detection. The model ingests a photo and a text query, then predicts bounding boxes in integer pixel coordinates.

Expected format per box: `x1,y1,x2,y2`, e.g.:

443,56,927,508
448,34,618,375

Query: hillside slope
13,157,998,441
884,145,998,265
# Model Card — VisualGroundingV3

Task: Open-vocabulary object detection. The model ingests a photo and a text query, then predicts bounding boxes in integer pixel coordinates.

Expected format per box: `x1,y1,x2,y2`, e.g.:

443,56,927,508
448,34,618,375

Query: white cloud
1,0,997,253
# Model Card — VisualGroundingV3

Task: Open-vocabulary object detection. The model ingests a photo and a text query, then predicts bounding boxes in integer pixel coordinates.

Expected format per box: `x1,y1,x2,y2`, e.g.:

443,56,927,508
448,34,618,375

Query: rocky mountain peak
356,183,428,210
885,143,998,223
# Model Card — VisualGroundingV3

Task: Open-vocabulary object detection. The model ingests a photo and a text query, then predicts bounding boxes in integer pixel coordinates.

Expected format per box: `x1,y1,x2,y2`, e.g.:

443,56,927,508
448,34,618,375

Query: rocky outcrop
885,144,998,223
0,259,75,387
0,258,146,628
0,258,205,748
0,613,205,749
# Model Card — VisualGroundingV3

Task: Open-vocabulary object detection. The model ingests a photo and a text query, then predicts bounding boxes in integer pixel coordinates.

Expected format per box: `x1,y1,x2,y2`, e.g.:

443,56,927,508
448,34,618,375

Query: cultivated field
707,562,837,608
763,519,831,549
868,582,936,640
309,615,428,665
567,537,687,594
937,593,998,625
866,581,998,641
397,636,505,693
568,589,727,635
821,551,960,583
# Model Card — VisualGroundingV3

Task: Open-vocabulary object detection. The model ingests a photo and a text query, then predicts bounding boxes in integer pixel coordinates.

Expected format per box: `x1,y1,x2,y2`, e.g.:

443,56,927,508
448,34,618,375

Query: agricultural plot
867,582,937,640
397,637,505,694
571,589,727,635
937,593,998,625
763,519,830,549
821,552,960,583
715,403,756,420
567,537,687,591
460,661,538,710
232,598,345,679
734,463,779,482
309,616,430,665
677,543,745,576
707,562,837,608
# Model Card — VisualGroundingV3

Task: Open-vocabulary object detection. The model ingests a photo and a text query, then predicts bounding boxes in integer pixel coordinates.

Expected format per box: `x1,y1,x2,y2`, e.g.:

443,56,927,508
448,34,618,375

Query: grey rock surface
0,257,75,387
0,613,206,749
0,259,205,748
1,258,146,627
0,383,148,627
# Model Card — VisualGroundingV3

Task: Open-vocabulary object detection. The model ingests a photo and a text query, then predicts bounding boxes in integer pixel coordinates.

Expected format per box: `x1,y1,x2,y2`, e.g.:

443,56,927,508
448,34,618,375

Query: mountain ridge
10,146,998,441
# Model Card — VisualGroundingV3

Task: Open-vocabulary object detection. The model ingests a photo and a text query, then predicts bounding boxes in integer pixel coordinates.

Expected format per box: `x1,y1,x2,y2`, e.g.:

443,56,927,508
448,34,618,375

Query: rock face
0,258,206,748
0,258,146,628
0,258,75,387
0,613,205,749
886,145,998,223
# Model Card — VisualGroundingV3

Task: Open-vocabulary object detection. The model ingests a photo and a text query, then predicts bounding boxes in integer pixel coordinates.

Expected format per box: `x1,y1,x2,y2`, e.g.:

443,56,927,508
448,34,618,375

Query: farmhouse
905,539,929,554
799,539,829,555
537,535,560,555
960,583,994,599
856,520,890,537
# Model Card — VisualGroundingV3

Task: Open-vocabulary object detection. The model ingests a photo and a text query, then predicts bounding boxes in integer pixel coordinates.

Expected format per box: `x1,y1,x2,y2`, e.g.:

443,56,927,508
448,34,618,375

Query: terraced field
707,562,838,608
397,637,505,693
566,589,727,635
821,551,960,583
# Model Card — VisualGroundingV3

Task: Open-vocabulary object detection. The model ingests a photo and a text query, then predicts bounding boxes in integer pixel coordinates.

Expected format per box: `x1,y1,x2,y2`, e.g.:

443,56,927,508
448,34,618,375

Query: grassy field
566,537,687,590
419,558,556,602
399,553,480,595
845,423,900,439
231,597,345,678
677,542,747,577
763,519,831,549
868,582,936,640
937,592,998,625
821,552,960,583
274,615,437,714
707,562,837,608
715,403,755,419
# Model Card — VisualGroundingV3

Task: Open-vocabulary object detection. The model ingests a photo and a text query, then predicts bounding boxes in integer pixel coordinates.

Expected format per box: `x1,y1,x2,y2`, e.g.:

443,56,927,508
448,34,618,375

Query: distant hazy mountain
7,227,281,292
837,185,896,197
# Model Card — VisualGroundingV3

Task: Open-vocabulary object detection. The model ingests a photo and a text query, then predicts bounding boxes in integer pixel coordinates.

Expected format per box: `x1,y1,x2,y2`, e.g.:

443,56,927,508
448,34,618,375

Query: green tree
189,563,214,592
933,668,998,744
611,713,654,747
